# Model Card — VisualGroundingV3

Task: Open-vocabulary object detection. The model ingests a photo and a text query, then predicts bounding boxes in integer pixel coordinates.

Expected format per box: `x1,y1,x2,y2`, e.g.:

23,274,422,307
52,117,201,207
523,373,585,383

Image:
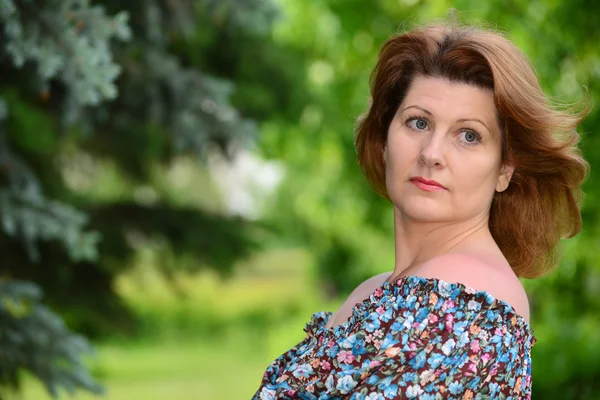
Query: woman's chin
397,202,450,222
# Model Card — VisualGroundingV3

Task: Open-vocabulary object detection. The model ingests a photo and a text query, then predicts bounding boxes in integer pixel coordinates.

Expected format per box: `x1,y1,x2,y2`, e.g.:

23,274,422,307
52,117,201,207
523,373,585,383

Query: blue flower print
382,383,399,398
252,276,536,399
340,334,357,349
448,381,464,394
408,350,427,369
336,375,358,394
292,363,313,379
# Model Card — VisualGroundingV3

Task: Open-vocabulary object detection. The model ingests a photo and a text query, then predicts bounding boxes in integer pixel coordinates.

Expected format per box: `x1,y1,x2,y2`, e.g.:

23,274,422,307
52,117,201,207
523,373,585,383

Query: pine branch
0,280,104,399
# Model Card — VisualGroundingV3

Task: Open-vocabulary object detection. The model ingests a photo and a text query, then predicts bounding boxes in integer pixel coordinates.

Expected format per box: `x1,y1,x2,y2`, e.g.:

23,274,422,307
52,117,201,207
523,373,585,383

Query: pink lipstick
409,177,447,192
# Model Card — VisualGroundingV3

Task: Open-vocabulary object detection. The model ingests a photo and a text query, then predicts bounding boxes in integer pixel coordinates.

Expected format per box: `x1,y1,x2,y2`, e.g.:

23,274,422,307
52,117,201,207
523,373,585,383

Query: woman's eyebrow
456,118,492,134
401,105,432,115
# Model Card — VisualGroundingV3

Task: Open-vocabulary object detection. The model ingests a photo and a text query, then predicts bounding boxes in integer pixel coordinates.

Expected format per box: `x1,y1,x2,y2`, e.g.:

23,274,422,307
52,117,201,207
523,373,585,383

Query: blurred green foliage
0,0,274,397
1,0,599,399
250,0,600,397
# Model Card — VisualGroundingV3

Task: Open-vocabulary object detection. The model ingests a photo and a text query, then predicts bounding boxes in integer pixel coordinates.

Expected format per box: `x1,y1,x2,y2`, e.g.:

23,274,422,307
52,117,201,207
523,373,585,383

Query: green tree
0,0,281,397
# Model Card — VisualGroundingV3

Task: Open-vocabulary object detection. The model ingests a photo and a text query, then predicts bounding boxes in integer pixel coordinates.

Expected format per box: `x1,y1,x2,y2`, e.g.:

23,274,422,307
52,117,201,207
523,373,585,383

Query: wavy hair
355,23,590,278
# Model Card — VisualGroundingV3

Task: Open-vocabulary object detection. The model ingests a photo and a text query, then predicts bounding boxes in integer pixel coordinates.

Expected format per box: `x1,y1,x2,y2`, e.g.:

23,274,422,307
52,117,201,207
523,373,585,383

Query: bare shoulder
364,271,394,287
351,271,393,297
325,272,393,329
415,253,531,323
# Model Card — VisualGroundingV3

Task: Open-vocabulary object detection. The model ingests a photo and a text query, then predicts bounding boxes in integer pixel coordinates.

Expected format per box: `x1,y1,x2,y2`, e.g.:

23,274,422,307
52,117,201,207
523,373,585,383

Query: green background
1,0,599,399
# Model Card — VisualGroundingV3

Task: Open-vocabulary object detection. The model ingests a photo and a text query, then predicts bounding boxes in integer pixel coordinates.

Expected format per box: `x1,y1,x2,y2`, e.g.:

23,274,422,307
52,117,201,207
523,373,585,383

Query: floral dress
252,275,536,399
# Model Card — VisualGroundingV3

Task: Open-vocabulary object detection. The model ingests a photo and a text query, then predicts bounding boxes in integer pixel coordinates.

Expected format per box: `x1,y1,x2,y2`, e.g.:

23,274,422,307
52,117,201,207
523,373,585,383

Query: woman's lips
409,177,447,192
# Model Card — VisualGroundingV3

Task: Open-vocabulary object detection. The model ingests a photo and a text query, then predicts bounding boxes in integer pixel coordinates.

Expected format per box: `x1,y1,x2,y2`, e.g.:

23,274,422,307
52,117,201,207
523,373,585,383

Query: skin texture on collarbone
325,76,530,330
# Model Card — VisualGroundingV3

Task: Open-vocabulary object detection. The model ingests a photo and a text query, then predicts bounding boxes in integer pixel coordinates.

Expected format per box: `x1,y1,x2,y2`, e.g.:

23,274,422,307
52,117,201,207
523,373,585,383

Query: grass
21,247,340,400
23,336,273,399
22,314,322,400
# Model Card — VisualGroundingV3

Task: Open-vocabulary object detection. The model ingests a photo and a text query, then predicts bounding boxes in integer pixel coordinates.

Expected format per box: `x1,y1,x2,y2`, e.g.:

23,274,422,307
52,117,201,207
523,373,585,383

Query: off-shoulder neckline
308,275,535,341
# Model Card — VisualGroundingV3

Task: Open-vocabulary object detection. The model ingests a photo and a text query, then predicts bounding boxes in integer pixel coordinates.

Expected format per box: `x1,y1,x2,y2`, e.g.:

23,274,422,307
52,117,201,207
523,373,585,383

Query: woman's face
385,75,513,223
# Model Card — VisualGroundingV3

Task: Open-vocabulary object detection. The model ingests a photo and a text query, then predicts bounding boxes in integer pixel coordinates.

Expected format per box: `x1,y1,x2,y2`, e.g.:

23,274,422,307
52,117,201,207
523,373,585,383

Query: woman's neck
390,207,493,279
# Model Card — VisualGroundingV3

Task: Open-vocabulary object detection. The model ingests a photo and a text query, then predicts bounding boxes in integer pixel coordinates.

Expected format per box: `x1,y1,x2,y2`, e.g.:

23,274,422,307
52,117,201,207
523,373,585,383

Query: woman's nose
418,133,445,168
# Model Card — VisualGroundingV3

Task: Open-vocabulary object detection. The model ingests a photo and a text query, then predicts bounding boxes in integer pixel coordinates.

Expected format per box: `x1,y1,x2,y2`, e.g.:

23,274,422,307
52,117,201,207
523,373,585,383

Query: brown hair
355,22,590,278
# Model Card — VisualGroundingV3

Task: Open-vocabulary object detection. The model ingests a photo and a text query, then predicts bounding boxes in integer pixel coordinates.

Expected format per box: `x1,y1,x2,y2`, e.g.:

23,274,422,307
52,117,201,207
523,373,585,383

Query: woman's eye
408,118,428,131
460,130,481,145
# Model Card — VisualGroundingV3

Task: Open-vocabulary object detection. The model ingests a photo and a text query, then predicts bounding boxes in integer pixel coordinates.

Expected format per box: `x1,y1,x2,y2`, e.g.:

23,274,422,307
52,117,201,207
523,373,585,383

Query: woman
252,21,589,399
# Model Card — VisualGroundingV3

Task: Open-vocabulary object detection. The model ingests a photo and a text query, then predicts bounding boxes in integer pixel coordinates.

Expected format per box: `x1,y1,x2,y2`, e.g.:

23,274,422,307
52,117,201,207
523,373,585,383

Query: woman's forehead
401,76,497,118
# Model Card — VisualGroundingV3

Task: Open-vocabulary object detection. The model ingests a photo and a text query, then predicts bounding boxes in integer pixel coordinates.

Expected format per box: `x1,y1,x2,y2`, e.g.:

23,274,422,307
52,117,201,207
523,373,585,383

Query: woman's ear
496,163,515,192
